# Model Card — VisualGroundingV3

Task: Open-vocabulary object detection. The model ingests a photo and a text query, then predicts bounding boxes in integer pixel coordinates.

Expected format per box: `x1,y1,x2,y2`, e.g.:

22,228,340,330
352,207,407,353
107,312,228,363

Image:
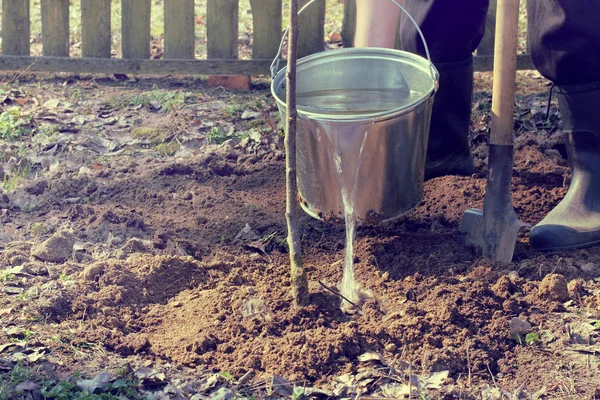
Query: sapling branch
285,0,308,307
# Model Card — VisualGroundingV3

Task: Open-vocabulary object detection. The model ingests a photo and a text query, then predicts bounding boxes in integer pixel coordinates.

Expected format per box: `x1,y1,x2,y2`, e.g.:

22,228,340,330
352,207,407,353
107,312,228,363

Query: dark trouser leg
527,1,600,250
400,0,489,180
527,0,600,86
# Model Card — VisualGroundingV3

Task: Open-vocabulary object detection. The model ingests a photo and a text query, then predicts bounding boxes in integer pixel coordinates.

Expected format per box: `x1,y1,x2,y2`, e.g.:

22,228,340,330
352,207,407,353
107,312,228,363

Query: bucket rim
270,47,439,122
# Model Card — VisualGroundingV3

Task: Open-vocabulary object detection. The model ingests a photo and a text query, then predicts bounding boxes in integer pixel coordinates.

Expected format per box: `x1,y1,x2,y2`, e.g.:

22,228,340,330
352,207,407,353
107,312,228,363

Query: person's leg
527,0,600,250
400,0,489,180
354,0,401,48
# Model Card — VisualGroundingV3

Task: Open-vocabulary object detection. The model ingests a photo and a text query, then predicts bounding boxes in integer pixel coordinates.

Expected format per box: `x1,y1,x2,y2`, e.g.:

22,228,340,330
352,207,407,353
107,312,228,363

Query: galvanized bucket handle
270,0,437,81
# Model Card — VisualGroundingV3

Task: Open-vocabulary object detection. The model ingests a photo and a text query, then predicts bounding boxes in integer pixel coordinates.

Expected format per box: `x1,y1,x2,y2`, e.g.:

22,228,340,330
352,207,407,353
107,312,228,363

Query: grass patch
208,127,236,145
32,123,59,146
0,272,16,282
0,362,144,400
112,90,188,113
208,127,261,145
0,107,31,142
156,141,181,156
1,164,31,194
30,222,48,237
131,127,168,143
21,202,38,214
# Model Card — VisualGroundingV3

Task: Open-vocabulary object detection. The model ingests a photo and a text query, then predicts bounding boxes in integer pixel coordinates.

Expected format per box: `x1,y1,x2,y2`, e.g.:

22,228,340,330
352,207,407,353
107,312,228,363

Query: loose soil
1,71,600,399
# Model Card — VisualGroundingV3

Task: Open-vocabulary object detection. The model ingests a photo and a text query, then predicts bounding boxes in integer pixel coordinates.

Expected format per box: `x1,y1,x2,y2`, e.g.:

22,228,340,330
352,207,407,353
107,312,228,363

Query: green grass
156,141,181,156
207,127,260,145
111,90,188,113
1,164,31,194
0,272,16,282
208,127,234,145
30,222,48,237
33,123,59,146
0,362,144,400
21,202,38,213
0,107,31,142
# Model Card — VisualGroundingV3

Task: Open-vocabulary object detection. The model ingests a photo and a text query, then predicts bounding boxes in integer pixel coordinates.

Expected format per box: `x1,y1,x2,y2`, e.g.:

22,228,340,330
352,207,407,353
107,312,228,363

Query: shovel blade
458,144,530,263
459,207,528,263
458,208,484,249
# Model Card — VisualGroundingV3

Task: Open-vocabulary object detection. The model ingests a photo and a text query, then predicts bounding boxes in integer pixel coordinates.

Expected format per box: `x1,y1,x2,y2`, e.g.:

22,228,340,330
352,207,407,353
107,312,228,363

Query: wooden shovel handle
490,0,520,146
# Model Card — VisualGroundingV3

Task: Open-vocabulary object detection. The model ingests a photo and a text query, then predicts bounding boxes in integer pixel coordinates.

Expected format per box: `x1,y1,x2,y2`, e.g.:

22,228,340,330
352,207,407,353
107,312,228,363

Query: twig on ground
467,340,472,387
318,280,361,310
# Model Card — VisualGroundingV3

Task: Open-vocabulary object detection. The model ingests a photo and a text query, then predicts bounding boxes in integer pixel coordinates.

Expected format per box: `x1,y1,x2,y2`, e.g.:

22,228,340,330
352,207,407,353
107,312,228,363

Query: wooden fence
0,0,534,77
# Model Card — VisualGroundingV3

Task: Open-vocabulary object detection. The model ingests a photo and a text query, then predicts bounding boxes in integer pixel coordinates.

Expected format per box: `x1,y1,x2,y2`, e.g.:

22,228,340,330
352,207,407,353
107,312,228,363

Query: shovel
458,0,528,263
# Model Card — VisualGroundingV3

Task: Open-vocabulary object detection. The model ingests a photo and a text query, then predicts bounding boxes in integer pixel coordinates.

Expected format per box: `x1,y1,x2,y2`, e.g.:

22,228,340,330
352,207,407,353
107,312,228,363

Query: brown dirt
1,72,600,398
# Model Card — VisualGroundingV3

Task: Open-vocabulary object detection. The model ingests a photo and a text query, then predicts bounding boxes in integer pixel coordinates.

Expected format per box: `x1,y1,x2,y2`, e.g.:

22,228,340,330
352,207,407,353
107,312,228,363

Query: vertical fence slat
207,0,238,59
341,0,356,48
82,0,111,58
249,0,281,59
2,0,31,56
298,0,325,58
478,0,497,55
164,0,195,59
41,0,69,57
122,0,151,59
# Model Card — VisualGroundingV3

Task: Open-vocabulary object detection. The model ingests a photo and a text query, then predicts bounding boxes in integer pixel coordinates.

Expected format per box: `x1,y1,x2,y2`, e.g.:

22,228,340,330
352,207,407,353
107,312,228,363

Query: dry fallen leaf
77,371,111,394
15,380,40,392
357,351,388,366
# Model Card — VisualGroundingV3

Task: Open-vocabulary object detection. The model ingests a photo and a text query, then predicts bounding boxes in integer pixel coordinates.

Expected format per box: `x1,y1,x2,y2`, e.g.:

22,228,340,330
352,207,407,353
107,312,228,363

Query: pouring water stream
299,87,419,310
333,127,371,307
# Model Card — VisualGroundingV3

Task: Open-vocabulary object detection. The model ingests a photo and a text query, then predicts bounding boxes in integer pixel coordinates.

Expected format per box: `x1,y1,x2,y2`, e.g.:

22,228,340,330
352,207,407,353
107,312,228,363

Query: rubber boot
424,57,476,180
530,83,600,251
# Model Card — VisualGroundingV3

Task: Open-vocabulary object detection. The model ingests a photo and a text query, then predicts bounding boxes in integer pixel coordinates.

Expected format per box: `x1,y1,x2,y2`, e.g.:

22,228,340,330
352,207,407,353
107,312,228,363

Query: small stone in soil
121,238,152,254
538,273,569,303
580,262,596,273
30,230,76,263
82,262,106,281
567,279,585,297
0,231,13,244
384,343,397,352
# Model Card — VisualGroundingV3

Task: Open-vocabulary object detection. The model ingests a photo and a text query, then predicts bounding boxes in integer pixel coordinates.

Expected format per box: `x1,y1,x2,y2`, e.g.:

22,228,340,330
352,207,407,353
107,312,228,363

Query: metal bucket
271,2,439,225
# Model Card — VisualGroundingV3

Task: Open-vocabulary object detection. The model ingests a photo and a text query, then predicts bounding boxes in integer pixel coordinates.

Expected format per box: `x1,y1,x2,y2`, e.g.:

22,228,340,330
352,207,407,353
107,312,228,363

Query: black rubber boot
530,83,600,251
424,58,475,180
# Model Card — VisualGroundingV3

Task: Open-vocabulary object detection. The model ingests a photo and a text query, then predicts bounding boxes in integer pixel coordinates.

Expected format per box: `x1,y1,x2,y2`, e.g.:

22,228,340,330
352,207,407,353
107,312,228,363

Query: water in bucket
296,88,423,115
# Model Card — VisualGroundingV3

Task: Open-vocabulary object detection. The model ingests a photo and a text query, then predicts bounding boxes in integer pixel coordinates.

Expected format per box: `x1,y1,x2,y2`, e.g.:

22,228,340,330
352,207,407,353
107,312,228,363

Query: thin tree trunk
285,0,308,307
